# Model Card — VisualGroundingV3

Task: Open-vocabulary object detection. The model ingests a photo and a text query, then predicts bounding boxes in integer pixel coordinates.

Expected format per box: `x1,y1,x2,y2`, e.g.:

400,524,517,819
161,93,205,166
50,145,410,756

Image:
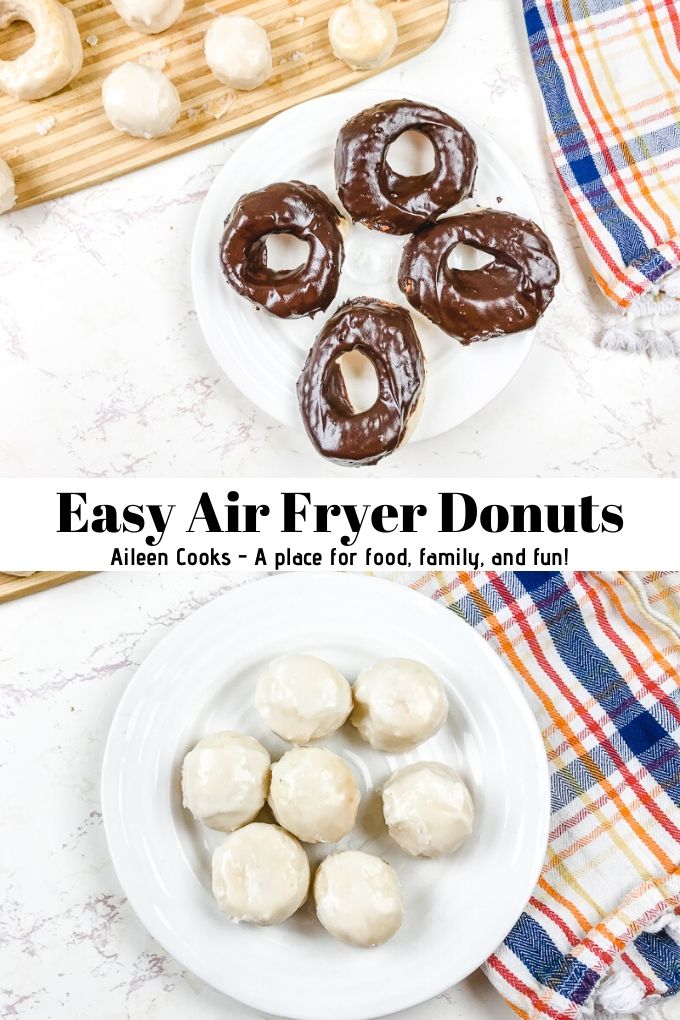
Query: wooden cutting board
1,0,449,209
0,571,92,603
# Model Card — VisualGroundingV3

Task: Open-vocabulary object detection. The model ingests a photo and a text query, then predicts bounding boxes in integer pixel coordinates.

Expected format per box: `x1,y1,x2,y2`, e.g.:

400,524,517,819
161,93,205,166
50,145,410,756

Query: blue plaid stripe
505,916,600,1003
516,572,680,807
634,929,680,991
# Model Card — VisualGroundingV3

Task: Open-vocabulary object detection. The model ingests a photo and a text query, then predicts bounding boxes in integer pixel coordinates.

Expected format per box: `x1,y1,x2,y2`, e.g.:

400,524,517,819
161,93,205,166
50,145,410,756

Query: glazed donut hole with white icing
255,653,352,744
212,823,310,925
268,746,360,844
350,658,449,752
181,731,270,832
328,0,397,71
102,62,181,139
110,0,183,34
0,0,83,101
314,850,403,947
0,158,16,213
382,762,474,858
204,15,272,91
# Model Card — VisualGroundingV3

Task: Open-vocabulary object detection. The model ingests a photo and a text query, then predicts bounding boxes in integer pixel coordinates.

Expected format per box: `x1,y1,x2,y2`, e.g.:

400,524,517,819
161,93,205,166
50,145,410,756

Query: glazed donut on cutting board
0,0,82,100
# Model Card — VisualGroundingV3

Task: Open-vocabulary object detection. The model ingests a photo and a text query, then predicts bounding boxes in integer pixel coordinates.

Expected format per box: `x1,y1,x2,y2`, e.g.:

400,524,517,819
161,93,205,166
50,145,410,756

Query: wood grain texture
0,571,92,602
0,0,449,209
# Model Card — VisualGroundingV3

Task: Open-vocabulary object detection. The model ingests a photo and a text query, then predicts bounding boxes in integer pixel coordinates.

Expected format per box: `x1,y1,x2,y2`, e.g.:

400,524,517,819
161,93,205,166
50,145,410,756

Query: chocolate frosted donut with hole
398,209,560,344
334,99,478,235
296,297,425,466
219,181,345,318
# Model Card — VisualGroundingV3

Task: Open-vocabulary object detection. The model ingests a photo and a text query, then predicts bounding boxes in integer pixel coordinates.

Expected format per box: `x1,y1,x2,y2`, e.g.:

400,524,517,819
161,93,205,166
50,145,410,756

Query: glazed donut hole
268,746,360,844
328,0,398,72
255,653,352,743
351,658,449,752
382,762,474,858
181,731,271,832
110,0,183,34
102,62,181,139
314,850,403,947
212,822,310,925
204,14,272,91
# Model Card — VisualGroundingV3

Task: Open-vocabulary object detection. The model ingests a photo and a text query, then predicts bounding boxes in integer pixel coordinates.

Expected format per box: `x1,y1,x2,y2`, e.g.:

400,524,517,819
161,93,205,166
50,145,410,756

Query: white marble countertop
0,571,517,1020
1,0,679,479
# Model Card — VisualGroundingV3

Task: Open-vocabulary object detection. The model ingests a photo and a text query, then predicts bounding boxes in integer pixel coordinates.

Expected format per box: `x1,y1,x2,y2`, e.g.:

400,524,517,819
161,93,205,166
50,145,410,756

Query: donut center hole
263,233,309,272
447,244,496,271
338,351,379,413
0,17,35,59
386,131,436,177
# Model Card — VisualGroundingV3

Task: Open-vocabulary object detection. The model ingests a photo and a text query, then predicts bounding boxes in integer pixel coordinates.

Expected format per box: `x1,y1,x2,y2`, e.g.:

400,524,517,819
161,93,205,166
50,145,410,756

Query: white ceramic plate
102,574,549,1020
191,89,544,445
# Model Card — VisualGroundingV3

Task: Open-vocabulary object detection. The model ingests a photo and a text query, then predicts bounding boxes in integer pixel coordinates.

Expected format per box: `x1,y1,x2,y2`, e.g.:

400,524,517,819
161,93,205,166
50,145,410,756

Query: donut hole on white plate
336,350,380,413
447,244,496,272
103,574,550,1019
0,17,34,58
262,233,310,273
385,130,436,177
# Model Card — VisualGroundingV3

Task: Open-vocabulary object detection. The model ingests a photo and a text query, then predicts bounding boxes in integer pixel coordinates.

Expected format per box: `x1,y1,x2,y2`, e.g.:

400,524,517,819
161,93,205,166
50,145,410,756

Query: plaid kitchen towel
401,571,680,1019
626,573,680,641
524,1,680,356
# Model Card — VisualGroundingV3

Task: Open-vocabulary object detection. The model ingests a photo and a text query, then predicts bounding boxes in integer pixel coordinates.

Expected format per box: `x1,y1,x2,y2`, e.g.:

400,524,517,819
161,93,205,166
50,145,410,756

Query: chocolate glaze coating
335,100,478,235
297,298,426,466
220,181,345,318
398,209,560,343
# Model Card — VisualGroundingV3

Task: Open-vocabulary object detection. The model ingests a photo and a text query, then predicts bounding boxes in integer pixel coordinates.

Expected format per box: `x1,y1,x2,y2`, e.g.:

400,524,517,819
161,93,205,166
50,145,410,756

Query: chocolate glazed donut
335,100,478,235
297,298,425,466
220,181,345,318
398,209,560,344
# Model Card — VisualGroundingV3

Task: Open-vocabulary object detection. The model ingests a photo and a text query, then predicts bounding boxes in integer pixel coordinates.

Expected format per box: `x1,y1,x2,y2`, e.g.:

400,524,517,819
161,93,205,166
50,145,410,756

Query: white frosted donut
268,747,360,844
314,850,403,947
382,762,474,857
110,0,182,33
351,658,448,752
0,158,16,213
255,653,352,744
212,823,310,924
204,15,272,91
0,0,82,100
102,61,181,138
181,731,270,832
328,0,397,71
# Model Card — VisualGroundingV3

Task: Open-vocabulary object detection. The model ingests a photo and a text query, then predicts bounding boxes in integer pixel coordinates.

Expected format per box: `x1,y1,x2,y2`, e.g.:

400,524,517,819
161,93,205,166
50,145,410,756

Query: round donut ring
220,181,345,319
398,209,560,344
334,99,478,235
0,0,82,100
297,297,426,466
